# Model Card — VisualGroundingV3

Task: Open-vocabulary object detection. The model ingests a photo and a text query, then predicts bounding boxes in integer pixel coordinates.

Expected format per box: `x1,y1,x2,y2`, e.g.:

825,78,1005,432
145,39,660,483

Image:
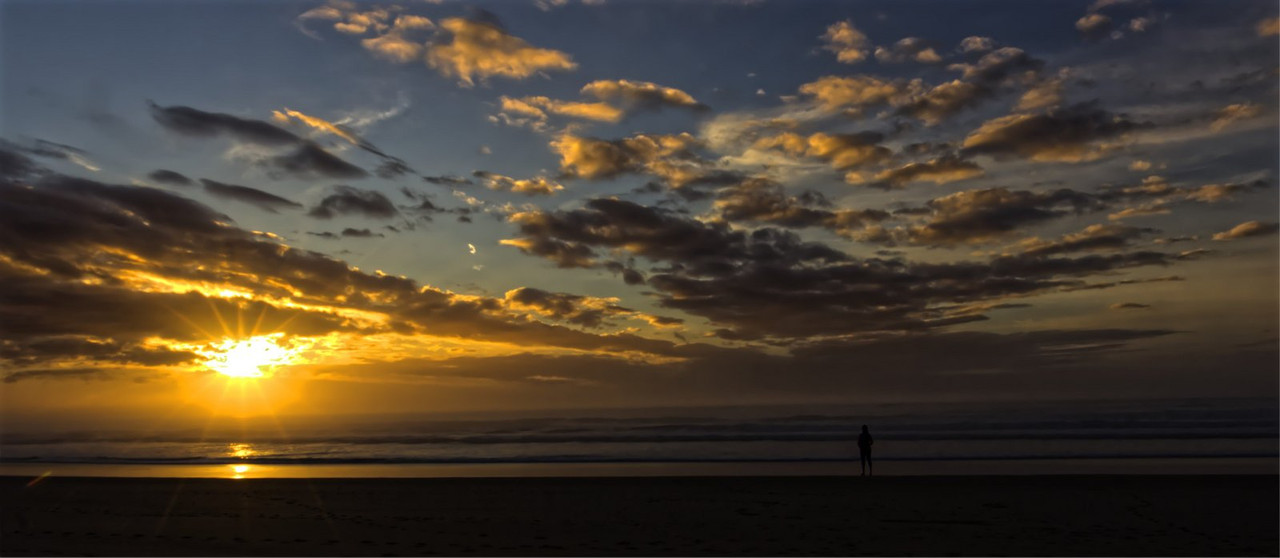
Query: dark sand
2,475,1276,556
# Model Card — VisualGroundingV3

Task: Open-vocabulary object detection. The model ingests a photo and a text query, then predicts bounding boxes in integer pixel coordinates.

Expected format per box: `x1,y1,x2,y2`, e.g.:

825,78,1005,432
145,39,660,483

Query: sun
199,334,301,378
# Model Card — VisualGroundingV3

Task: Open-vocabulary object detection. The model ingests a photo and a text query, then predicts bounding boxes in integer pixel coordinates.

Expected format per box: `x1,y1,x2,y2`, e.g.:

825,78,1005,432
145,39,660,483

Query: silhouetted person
858,425,873,476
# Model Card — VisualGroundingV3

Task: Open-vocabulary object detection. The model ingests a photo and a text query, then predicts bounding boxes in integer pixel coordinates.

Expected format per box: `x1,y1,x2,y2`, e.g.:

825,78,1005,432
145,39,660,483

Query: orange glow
198,334,305,379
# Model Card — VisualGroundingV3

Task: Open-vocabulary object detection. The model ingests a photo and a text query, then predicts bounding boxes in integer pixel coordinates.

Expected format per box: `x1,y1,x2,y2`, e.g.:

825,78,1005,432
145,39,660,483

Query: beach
2,475,1276,556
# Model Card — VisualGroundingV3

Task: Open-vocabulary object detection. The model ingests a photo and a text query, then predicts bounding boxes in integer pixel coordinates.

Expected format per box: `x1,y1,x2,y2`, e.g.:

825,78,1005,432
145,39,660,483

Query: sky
1,0,1277,429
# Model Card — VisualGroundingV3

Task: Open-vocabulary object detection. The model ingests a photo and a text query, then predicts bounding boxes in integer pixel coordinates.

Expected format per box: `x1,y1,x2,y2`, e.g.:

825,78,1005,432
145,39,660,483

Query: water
2,398,1276,476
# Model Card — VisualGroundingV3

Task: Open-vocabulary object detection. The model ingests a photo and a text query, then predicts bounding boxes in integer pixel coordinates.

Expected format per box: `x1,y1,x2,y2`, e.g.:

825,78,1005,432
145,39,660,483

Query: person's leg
859,452,866,476
867,448,872,476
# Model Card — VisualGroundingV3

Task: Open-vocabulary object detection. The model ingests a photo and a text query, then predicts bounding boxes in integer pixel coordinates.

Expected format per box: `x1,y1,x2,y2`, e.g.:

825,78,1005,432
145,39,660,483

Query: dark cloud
150,102,368,180
1018,224,1154,257
861,155,984,189
503,287,630,328
896,187,1104,246
200,178,303,213
0,165,709,379
341,227,385,238
503,197,1181,340
423,174,474,186
309,185,399,219
147,169,193,186
375,159,414,179
0,147,40,178
712,178,888,235
504,198,847,273
961,102,1141,162
265,142,369,180
149,102,300,146
874,37,944,64
890,47,1046,124
1109,302,1150,310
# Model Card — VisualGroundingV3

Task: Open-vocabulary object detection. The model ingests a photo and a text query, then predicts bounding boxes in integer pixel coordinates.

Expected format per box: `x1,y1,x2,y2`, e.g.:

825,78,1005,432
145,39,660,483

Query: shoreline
3,475,1276,556
1,455,1276,479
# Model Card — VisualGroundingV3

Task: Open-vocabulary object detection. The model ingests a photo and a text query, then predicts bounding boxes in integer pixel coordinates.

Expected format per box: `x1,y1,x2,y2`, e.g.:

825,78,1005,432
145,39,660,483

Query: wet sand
2,475,1276,556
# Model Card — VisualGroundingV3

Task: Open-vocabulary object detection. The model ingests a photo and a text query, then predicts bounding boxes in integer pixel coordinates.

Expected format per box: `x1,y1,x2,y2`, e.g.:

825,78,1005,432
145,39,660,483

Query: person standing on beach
857,425,874,476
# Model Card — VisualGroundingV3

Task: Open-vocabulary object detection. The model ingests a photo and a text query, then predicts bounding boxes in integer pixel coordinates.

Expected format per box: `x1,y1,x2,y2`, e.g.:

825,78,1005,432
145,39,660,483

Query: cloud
796,75,913,113
1109,302,1150,310
1209,103,1264,132
874,37,943,64
961,102,1139,162
1016,224,1153,257
421,175,473,190
265,142,370,179
958,36,996,52
891,80,986,125
492,95,623,130
200,179,303,213
1258,17,1280,37
820,20,871,64
551,131,701,180
151,102,368,179
752,131,890,172
473,171,565,196
150,102,300,146
1128,17,1153,33
340,227,385,238
147,169,193,186
493,80,703,131
426,15,577,86
1016,71,1068,112
711,177,888,235
896,187,1104,246
272,108,360,145
892,47,1045,125
1,138,99,172
0,164,703,378
580,79,705,111
855,155,984,188
501,197,1179,340
359,15,435,62
502,287,633,328
1076,13,1113,37
308,185,400,219
1211,221,1280,241
272,107,412,175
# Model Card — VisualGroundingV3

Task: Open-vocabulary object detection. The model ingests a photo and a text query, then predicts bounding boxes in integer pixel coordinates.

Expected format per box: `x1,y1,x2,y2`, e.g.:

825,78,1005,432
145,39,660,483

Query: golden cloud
1210,103,1264,132
797,75,913,112
551,132,699,179
1212,220,1280,241
821,20,871,64
753,131,889,170
580,79,702,108
427,17,577,86
1257,17,1280,37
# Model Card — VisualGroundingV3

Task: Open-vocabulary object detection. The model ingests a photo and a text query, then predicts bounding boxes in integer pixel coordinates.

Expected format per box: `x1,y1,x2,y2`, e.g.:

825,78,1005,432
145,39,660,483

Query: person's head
861,425,868,433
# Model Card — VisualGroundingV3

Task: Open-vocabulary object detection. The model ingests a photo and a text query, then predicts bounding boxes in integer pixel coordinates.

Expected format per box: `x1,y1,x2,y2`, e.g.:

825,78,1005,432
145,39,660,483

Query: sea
2,397,1276,478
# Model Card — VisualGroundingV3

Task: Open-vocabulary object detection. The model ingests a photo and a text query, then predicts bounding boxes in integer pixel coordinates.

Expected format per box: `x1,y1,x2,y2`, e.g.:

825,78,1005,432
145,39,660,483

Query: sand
2,475,1276,556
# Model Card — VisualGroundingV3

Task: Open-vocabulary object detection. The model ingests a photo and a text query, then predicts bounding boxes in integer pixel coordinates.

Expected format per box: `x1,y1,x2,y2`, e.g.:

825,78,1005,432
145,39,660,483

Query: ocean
2,398,1276,477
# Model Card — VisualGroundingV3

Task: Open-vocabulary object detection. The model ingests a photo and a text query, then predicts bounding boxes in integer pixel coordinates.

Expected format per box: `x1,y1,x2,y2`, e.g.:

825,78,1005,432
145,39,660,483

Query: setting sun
199,334,301,379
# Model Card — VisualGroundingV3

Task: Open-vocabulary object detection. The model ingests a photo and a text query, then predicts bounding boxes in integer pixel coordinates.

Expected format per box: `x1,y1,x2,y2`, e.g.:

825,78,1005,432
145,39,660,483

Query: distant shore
3,475,1276,556
1,455,1278,479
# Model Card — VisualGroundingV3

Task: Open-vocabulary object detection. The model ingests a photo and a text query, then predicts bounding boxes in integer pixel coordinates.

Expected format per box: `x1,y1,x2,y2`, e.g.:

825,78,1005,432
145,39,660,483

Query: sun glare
200,334,301,378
